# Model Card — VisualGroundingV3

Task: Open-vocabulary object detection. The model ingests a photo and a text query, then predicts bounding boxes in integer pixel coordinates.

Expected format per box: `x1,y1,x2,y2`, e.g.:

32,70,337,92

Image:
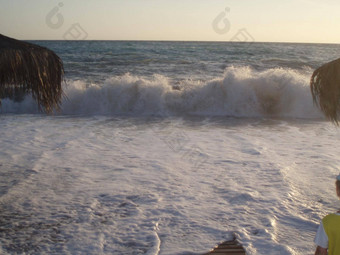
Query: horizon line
24,39,340,45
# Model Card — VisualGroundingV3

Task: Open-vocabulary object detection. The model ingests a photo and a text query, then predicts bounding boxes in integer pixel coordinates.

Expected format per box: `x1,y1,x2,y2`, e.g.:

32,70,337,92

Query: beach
1,41,340,254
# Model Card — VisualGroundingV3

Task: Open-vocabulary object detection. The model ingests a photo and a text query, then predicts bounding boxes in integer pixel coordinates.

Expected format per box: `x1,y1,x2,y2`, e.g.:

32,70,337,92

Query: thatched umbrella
310,58,340,123
0,34,64,113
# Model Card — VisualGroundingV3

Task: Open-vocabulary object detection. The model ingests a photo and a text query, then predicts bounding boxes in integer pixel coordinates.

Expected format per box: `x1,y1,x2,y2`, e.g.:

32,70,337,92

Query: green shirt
323,214,340,255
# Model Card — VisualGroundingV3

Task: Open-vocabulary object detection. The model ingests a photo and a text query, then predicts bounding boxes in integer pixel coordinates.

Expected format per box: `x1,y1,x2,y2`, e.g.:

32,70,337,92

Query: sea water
1,41,340,254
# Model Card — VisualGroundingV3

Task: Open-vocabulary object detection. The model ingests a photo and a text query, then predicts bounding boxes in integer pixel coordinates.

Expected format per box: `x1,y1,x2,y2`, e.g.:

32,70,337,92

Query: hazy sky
1,0,340,43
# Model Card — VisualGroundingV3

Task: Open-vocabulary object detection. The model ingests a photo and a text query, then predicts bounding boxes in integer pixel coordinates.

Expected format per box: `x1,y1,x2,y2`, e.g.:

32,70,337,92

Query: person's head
336,175,340,198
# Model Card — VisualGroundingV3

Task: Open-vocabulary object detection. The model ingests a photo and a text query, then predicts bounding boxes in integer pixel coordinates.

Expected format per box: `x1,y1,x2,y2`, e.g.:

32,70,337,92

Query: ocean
1,41,340,255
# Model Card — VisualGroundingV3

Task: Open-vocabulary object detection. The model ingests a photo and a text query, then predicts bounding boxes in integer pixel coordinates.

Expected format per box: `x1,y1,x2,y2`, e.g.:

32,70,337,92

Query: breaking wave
0,66,323,119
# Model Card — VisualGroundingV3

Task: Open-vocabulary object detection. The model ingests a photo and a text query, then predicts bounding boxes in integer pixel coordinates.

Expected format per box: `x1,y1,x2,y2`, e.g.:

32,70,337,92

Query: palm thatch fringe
310,58,340,123
0,34,64,113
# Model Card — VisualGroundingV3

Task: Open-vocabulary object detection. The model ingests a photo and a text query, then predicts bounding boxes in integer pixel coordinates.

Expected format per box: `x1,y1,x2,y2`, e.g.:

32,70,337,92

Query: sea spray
0,67,323,119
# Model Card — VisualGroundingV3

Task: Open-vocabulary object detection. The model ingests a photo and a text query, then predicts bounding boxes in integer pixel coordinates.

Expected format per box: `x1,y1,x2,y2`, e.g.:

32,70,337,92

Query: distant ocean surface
1,41,340,254
2,40,340,117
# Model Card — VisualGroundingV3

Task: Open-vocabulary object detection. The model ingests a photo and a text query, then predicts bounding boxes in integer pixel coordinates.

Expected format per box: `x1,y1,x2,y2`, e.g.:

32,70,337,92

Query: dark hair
336,180,340,194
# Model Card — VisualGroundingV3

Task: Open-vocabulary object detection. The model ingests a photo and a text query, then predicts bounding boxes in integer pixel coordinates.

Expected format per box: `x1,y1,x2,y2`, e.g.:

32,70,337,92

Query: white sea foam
0,66,323,119
1,41,340,255
1,115,340,254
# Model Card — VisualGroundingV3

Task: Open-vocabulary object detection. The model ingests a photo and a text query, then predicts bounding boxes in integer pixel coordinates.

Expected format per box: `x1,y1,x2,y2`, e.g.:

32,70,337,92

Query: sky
1,0,340,43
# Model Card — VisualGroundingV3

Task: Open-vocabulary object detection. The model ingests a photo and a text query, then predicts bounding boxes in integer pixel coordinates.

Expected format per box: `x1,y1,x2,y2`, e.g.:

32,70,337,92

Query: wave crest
0,66,323,119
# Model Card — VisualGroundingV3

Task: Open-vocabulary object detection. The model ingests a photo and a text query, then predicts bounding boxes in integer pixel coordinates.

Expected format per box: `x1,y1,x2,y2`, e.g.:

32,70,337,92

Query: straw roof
0,34,64,113
310,58,340,123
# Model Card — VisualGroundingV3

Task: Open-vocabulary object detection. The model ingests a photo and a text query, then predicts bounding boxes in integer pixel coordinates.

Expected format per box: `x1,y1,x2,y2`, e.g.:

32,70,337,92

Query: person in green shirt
314,175,340,255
